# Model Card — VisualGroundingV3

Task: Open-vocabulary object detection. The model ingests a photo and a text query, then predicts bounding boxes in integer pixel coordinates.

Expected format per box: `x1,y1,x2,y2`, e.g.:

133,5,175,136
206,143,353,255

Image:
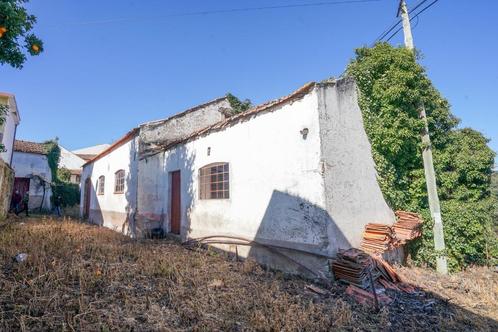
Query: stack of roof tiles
393,210,423,243
331,248,380,289
360,223,396,254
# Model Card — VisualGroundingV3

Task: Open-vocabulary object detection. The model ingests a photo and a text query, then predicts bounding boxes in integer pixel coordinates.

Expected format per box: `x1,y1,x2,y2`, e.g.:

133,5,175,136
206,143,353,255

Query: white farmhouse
0,93,21,165
12,140,52,210
81,78,395,277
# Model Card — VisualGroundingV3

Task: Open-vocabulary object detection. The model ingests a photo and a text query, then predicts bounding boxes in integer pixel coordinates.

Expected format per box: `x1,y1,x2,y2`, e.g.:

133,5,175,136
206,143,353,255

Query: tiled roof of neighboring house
14,140,48,155
76,154,97,161
142,82,316,158
82,128,139,167
72,144,111,156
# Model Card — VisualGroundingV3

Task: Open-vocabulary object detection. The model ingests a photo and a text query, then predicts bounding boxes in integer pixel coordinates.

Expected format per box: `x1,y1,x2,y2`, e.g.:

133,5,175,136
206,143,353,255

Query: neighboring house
0,93,19,218
0,93,21,165
80,78,394,277
12,140,52,210
73,144,110,162
59,145,85,184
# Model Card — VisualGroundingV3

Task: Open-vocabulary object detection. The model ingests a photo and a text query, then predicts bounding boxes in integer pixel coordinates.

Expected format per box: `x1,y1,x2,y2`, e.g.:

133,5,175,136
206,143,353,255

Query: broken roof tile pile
13,140,47,155
393,210,423,243
360,211,423,255
345,284,393,306
331,248,380,289
360,223,397,254
332,248,417,307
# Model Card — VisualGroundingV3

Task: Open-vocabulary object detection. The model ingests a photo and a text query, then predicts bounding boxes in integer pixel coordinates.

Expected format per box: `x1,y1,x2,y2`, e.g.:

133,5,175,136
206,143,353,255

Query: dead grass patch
0,217,496,331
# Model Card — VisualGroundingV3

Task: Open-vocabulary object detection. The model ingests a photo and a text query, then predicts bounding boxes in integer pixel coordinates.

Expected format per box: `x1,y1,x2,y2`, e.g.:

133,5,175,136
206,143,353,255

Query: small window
97,176,105,195
114,170,125,194
199,163,229,199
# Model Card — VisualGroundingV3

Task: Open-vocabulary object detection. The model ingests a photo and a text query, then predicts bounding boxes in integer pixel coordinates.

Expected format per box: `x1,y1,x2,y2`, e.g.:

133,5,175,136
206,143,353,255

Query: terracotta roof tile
14,140,48,155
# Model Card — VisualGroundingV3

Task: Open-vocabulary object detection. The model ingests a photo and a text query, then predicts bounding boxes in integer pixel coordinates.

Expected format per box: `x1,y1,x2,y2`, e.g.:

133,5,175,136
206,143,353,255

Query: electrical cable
64,0,381,26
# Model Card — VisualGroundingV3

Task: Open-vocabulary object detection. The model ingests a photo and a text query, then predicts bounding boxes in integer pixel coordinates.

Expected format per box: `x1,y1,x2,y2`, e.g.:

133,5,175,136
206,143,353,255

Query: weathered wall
0,158,14,219
11,151,52,210
0,95,19,165
138,90,336,276
139,98,230,157
80,136,138,236
317,78,395,251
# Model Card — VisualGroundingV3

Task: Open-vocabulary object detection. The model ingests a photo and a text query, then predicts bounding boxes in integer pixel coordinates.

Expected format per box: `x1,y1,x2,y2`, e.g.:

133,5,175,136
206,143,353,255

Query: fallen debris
345,285,393,307
331,248,379,289
13,253,28,263
305,284,328,296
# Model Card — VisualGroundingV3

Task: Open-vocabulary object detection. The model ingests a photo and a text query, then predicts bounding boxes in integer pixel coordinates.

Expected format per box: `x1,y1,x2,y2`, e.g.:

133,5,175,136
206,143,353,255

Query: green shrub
347,43,497,270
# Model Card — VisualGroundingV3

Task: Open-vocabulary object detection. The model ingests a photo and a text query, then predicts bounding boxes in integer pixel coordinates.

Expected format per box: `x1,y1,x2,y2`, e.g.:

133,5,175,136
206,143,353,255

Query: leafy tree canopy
347,43,497,270
0,0,43,68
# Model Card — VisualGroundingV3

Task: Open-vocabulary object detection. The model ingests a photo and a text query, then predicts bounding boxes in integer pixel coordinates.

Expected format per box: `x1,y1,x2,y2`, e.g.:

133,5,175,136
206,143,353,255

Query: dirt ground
0,217,496,331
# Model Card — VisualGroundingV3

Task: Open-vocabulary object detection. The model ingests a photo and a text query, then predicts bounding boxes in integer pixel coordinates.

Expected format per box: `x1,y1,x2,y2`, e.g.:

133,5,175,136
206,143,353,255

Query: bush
347,43,497,270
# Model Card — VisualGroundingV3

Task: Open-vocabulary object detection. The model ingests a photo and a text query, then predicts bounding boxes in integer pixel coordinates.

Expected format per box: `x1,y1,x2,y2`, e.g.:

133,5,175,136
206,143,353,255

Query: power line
62,0,380,27
374,0,433,43
385,0,440,42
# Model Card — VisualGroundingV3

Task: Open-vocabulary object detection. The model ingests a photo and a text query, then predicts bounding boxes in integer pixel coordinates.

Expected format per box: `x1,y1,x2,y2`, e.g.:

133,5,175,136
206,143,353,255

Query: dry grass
0,217,496,331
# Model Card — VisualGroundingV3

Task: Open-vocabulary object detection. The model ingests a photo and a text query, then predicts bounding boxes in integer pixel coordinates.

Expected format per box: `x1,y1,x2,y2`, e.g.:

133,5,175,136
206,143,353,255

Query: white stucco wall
11,151,52,210
80,136,138,233
138,91,328,251
0,95,20,165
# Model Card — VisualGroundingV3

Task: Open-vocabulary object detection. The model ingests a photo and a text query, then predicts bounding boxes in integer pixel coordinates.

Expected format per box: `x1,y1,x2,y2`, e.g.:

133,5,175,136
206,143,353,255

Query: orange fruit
32,44,40,52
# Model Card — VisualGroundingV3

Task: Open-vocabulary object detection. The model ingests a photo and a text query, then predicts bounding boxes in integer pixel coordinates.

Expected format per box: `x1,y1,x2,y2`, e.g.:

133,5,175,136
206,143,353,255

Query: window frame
198,162,230,200
114,169,125,194
97,175,105,195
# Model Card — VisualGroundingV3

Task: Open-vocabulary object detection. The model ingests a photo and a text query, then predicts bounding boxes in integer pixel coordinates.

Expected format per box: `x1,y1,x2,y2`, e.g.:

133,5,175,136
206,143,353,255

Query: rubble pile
330,248,379,289
332,248,418,307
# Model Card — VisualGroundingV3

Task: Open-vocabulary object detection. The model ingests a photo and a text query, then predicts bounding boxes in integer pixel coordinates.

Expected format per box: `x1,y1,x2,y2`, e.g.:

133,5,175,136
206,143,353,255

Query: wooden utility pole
398,0,448,274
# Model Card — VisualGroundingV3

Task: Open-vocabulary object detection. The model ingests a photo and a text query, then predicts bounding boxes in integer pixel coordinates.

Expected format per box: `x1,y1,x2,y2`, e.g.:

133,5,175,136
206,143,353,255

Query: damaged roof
14,140,48,155
85,80,319,164
142,82,316,157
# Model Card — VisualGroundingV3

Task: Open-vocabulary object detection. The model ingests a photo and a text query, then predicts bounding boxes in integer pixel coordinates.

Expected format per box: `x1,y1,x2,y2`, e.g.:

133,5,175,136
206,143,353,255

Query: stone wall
0,159,14,220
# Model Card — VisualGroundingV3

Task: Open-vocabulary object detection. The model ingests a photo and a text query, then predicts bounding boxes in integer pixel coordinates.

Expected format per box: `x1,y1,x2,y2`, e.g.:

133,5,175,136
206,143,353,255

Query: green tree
0,0,43,69
347,43,497,270
43,142,80,207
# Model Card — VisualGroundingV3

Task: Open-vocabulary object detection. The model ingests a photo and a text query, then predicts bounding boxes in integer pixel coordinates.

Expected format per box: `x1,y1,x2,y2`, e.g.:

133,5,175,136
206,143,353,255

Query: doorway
83,178,91,218
170,170,181,235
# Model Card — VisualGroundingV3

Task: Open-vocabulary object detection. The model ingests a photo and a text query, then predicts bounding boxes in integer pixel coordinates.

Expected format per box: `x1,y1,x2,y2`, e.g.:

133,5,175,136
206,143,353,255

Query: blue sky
1,0,497,164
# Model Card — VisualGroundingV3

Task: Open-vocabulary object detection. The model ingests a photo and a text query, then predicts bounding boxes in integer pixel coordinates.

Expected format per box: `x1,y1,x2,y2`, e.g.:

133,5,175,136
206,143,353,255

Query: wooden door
84,178,91,218
170,171,181,235
13,178,30,197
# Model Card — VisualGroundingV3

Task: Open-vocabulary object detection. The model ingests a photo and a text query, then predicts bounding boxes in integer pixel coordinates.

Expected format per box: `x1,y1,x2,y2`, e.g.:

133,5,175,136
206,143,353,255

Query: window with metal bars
114,170,125,194
97,176,105,195
199,163,229,199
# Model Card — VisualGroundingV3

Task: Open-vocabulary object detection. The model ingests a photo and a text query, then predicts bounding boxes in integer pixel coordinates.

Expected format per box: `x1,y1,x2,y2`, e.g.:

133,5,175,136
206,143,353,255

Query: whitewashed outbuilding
12,140,52,210
81,78,395,277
